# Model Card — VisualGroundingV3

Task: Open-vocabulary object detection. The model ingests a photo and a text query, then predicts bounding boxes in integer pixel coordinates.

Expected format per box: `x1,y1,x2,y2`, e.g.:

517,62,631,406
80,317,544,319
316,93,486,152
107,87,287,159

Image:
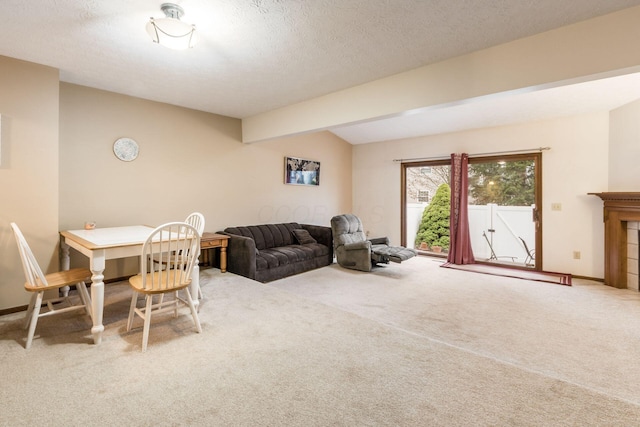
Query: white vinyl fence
407,203,535,264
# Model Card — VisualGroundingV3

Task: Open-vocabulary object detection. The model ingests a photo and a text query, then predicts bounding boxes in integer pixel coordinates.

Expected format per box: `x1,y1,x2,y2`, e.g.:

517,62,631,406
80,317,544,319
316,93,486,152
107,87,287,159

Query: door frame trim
400,152,542,270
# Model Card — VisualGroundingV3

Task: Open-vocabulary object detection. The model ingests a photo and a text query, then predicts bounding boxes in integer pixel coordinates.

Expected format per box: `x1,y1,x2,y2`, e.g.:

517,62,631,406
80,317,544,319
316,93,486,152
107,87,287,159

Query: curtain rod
392,147,551,163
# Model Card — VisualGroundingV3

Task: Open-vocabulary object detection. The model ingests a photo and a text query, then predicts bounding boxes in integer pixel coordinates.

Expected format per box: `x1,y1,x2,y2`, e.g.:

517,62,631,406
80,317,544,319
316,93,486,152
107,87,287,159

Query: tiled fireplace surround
591,192,640,291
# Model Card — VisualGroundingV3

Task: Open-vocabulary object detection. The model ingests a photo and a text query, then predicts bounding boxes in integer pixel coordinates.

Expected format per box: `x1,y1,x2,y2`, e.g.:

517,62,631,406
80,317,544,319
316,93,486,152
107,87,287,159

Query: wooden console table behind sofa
200,232,229,272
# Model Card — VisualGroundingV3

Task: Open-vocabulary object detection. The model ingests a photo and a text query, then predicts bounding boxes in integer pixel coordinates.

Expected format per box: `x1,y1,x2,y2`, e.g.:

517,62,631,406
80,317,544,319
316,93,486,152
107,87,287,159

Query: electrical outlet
573,251,581,260
551,203,562,211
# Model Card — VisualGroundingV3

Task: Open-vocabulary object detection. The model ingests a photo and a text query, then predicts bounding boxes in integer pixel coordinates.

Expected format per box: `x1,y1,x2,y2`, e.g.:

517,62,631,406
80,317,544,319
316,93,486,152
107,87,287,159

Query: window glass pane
468,158,536,266
405,164,450,253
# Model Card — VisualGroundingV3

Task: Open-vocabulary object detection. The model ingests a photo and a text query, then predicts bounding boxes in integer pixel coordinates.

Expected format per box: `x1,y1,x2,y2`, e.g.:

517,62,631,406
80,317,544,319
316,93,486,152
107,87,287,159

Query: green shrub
415,184,450,249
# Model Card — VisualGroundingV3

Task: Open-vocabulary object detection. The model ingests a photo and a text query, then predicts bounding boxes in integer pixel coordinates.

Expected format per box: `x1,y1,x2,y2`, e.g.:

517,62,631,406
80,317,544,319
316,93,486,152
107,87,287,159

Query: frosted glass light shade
146,17,196,50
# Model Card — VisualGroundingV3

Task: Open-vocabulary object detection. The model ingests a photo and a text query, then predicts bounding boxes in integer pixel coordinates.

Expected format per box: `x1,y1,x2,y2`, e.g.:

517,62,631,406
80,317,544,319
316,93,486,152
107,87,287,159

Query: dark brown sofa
220,223,333,282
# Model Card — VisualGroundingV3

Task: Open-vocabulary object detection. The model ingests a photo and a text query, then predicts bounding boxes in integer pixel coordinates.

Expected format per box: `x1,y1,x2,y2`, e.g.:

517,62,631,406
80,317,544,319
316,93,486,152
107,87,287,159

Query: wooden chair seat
129,270,191,295
25,268,91,292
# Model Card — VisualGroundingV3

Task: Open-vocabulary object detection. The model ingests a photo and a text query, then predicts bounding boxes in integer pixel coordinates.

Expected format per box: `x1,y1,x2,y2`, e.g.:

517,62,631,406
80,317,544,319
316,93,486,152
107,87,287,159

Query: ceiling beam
242,6,640,143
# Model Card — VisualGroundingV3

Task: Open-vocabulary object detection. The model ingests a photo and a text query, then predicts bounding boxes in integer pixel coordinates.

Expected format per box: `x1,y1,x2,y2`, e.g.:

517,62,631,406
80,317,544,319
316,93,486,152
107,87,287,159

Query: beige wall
609,99,640,190
353,112,609,278
0,73,352,311
59,83,352,281
0,56,60,310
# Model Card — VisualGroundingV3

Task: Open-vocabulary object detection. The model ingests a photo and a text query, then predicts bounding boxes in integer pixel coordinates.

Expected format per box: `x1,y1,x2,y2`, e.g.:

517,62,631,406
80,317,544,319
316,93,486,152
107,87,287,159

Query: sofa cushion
224,223,303,250
307,242,330,258
292,229,317,245
255,243,330,271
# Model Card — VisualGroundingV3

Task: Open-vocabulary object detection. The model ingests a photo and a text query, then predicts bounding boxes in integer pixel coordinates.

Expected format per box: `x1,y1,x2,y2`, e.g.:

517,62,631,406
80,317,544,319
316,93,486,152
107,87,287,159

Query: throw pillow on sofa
292,229,317,245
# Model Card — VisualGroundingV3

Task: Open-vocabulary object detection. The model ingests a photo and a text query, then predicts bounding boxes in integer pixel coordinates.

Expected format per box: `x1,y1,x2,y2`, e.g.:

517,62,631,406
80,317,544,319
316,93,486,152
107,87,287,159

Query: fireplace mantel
589,192,640,288
589,192,640,202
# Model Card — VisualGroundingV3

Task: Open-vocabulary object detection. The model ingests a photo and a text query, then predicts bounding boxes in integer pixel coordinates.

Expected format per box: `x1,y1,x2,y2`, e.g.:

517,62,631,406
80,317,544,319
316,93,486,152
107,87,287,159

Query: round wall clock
113,137,139,162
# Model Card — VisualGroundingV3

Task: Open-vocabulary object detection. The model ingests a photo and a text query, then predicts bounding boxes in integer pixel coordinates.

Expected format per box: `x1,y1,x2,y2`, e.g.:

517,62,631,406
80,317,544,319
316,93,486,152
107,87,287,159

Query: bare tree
406,165,450,203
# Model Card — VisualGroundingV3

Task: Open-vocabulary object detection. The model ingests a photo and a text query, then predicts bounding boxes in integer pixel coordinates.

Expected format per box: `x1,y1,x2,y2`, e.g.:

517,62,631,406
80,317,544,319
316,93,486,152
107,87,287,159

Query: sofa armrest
219,232,257,280
369,236,389,246
335,241,372,271
343,241,371,251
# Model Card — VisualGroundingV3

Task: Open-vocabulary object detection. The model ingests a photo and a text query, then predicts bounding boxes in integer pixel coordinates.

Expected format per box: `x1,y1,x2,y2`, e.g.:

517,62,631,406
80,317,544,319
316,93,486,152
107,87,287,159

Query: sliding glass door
401,153,541,270
401,161,451,253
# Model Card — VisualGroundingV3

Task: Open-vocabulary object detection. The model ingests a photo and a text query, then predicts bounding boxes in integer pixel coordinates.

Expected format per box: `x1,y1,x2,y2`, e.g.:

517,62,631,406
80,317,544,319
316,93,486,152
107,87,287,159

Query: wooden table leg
89,252,106,345
220,247,227,273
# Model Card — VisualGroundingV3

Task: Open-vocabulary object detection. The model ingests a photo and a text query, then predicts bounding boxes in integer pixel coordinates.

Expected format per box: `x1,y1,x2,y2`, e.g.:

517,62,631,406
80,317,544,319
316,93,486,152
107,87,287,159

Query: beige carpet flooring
2,256,640,426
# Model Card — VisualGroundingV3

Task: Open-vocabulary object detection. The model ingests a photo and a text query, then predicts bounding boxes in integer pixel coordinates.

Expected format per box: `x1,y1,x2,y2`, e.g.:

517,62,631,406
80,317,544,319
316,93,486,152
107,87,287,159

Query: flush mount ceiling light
146,3,196,50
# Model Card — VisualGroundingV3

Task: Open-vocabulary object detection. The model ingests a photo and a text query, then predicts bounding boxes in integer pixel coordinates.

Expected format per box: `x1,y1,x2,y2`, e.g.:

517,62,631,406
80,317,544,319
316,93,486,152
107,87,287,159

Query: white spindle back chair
127,222,202,352
185,212,205,299
185,212,205,235
154,212,206,299
10,222,92,349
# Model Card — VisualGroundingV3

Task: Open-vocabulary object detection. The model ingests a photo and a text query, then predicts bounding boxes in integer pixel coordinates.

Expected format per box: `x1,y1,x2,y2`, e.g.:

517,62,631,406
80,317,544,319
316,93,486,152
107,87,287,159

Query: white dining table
59,225,201,345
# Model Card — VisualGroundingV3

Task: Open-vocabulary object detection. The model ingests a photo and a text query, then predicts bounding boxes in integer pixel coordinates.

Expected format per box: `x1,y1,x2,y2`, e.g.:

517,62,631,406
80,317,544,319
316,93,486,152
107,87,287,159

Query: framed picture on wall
285,156,320,186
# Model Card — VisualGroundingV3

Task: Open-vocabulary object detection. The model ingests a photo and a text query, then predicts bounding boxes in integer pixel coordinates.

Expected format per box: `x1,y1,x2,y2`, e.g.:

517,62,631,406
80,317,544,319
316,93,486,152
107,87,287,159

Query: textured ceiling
1,0,640,143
